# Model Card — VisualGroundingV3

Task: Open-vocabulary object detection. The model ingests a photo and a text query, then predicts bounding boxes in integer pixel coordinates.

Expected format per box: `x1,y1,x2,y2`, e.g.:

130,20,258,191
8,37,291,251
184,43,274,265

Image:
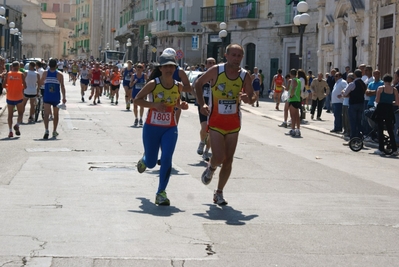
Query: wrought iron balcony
200,6,228,23
230,1,259,21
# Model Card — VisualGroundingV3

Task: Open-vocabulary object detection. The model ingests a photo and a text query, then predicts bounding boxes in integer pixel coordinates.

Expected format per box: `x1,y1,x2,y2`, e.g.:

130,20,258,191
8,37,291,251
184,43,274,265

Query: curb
0,94,6,117
240,104,344,139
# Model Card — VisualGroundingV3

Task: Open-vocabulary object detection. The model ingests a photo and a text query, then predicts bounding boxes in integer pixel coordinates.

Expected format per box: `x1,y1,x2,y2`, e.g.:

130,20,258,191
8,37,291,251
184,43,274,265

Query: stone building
317,0,399,75
200,0,318,88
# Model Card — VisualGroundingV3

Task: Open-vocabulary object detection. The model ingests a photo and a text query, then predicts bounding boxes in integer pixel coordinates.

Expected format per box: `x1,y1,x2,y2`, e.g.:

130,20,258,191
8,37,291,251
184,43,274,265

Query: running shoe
28,117,34,123
97,99,101,104
93,101,97,105
202,151,210,162
126,103,130,110
81,96,85,102
115,101,118,105
139,118,143,126
89,96,92,100
155,191,170,206
295,129,301,137
52,131,59,138
133,118,138,127
43,130,49,140
111,97,114,104
278,122,287,128
285,129,295,136
391,151,399,156
201,165,216,185
137,158,147,173
213,190,228,205
8,132,13,138
13,124,20,136
197,141,205,155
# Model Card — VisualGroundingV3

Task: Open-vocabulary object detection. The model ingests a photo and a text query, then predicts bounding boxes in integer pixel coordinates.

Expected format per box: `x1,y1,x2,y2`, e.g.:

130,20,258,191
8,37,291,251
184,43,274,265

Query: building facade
318,0,399,75
200,0,319,88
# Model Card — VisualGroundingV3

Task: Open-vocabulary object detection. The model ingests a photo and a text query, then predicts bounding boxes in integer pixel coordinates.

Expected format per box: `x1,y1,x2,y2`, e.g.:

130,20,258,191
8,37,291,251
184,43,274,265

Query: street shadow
148,167,186,176
187,161,208,167
128,197,184,217
193,204,258,225
0,137,20,141
32,138,62,141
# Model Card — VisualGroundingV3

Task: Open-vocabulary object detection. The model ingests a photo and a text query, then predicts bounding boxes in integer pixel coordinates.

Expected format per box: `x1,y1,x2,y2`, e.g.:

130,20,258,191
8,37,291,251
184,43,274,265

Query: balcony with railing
133,8,154,23
230,2,260,21
168,22,202,35
200,6,228,24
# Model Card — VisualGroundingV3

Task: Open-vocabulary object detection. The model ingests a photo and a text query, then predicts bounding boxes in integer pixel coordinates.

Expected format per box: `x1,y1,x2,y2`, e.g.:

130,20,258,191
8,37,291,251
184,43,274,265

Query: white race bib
136,82,144,89
218,100,237,115
150,111,172,125
94,80,100,84
125,76,131,81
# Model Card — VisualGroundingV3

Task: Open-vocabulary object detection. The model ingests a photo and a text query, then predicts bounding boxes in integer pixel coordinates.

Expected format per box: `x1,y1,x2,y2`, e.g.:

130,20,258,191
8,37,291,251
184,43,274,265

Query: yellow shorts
275,86,283,93
209,126,240,136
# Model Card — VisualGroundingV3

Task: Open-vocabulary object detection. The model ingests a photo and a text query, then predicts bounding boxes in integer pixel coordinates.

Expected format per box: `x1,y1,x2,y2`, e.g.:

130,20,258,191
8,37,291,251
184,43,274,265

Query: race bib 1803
150,111,172,125
218,100,237,114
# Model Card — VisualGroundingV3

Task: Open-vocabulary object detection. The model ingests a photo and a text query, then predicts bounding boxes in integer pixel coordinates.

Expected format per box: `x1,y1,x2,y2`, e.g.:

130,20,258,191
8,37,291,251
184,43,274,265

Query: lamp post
144,36,149,63
293,1,310,69
0,6,6,57
115,40,120,51
218,22,227,63
9,22,15,59
126,38,132,61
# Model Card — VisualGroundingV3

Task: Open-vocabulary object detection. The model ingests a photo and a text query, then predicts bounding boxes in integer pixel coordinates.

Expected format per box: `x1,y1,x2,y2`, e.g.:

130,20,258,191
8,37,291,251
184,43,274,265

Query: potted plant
191,21,198,25
176,21,182,25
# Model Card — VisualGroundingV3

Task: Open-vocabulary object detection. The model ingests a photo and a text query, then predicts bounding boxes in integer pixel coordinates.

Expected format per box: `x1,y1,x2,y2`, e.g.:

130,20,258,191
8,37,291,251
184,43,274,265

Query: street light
115,40,120,51
9,22,15,59
293,1,310,69
126,38,132,61
106,43,110,50
218,22,227,63
144,36,149,63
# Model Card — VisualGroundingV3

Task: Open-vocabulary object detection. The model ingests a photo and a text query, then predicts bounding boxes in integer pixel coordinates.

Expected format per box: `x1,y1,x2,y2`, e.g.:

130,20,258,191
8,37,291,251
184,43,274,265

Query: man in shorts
193,57,216,161
4,61,26,138
285,69,302,137
40,59,66,139
22,62,40,123
195,44,256,205
272,69,285,110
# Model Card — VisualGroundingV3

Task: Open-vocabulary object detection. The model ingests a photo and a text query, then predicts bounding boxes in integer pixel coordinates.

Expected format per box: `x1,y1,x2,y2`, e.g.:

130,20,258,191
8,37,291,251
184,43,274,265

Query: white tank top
24,70,39,95
80,69,89,80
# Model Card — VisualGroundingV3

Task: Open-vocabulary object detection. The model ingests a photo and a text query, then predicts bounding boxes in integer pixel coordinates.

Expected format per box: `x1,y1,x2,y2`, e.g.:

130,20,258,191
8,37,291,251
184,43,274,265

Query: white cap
162,48,176,57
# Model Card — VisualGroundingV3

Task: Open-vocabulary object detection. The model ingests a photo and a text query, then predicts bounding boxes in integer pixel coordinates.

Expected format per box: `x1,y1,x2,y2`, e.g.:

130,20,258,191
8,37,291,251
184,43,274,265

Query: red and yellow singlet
208,64,247,135
146,77,180,127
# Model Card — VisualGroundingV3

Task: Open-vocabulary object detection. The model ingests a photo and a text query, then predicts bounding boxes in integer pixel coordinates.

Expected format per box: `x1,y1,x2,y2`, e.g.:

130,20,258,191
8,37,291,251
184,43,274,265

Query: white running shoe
197,141,205,155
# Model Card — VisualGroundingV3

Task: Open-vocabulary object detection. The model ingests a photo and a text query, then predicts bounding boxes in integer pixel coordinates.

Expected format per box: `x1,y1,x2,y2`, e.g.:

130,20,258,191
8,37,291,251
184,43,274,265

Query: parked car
182,70,202,103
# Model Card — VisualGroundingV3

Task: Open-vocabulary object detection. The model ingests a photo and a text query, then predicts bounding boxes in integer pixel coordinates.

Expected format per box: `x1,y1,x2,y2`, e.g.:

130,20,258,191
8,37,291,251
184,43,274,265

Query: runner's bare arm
178,69,192,93
241,73,256,104
133,80,163,110
58,72,66,104
195,66,217,107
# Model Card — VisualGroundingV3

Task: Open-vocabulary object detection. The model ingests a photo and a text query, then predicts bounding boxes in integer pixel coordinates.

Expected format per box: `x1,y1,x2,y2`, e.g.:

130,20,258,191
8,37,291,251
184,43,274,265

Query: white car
182,70,202,103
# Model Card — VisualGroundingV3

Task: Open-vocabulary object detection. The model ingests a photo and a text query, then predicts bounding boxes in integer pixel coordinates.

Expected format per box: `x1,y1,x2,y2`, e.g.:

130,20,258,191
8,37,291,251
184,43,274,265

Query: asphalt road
0,76,398,267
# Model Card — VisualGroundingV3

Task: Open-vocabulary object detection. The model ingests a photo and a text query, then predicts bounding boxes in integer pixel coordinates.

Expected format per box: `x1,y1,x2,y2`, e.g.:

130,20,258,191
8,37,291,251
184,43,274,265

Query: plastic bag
281,91,289,102
269,90,274,99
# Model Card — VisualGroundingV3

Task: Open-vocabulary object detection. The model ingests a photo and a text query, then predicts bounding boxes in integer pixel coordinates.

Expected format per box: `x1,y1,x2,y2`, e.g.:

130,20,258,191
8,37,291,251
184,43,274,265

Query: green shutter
179,8,182,21
285,0,292,24
139,25,144,39
216,0,225,21
247,0,256,18
120,16,122,27
171,8,175,20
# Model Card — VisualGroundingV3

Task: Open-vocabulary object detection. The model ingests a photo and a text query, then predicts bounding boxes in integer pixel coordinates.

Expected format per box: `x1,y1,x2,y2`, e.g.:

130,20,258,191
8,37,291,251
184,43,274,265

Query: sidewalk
0,92,6,117
240,96,346,139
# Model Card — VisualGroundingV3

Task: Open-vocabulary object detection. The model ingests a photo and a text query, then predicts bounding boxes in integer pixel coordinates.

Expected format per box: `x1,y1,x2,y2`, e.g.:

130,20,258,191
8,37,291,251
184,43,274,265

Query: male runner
195,44,256,205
